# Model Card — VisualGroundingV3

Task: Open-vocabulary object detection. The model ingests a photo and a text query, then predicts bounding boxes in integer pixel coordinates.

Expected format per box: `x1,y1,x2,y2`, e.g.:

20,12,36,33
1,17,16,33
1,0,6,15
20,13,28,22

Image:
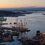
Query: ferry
15,19,30,32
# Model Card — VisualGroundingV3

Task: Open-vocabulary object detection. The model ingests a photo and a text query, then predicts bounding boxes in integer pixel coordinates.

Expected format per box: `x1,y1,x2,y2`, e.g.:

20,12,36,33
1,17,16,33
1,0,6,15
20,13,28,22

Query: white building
2,17,17,28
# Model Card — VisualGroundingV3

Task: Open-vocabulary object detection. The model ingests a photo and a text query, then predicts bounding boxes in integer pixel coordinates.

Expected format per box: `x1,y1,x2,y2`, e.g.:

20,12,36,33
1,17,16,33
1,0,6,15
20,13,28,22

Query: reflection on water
1,13,45,45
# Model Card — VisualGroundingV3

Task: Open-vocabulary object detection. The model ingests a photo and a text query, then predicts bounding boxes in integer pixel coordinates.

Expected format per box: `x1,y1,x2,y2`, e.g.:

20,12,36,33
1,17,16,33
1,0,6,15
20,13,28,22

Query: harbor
0,0,45,44
0,13,45,45
0,17,30,44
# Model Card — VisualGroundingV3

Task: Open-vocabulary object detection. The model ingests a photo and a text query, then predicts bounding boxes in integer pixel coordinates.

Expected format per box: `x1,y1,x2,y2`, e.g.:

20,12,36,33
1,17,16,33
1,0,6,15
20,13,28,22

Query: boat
43,14,45,15
42,13,45,15
15,19,30,32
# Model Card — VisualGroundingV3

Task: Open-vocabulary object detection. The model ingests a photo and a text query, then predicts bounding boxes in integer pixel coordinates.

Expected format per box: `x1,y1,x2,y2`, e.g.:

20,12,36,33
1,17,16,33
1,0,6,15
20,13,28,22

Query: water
1,12,45,45
27,13,45,37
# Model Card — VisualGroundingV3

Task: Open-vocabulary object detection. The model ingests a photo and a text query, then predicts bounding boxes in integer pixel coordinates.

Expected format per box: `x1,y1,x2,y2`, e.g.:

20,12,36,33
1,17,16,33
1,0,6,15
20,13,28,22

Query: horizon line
0,6,45,9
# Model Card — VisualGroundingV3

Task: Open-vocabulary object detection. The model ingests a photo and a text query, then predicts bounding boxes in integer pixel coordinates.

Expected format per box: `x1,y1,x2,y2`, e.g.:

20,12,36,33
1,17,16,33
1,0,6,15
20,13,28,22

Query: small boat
42,13,45,15
43,14,45,15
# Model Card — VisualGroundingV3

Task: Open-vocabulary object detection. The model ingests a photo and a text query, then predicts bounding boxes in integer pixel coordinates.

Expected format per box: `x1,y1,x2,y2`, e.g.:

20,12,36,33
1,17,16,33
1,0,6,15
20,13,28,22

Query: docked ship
15,19,30,40
15,19,30,32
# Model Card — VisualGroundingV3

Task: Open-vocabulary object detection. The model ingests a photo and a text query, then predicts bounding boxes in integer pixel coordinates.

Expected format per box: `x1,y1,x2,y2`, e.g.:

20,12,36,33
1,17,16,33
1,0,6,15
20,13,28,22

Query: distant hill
0,10,24,17
0,7,45,17
14,7,45,11
0,7,45,12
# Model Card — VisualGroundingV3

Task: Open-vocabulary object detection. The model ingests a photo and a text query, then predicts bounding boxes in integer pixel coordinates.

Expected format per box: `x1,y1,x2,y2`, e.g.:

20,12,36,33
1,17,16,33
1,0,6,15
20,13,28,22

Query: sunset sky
0,0,45,8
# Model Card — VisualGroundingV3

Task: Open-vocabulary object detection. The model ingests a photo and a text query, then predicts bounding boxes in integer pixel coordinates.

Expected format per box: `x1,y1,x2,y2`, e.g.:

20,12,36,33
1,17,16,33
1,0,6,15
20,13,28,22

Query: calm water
1,13,45,45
